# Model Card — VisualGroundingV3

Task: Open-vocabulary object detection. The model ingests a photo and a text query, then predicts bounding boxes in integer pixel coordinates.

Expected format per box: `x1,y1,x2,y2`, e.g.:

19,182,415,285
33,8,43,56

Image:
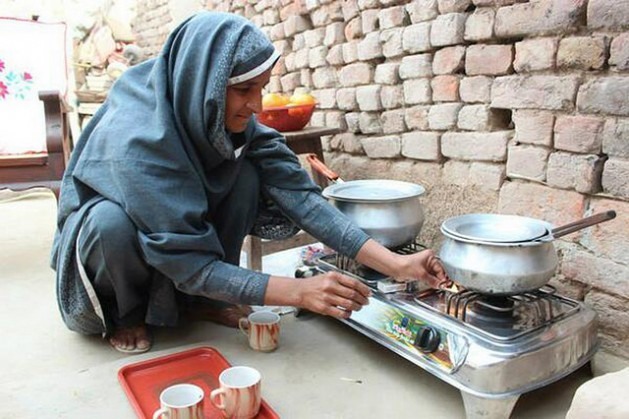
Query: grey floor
0,190,590,418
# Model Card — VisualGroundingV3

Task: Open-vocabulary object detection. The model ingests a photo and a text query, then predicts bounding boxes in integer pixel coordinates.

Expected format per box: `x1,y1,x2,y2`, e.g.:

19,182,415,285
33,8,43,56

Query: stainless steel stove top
305,243,599,419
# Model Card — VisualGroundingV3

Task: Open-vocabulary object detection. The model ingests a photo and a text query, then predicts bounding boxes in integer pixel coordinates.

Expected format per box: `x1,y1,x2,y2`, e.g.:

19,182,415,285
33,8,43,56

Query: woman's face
224,67,273,133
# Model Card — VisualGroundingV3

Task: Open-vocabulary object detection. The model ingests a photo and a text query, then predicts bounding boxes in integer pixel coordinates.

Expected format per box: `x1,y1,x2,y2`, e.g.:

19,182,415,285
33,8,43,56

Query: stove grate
442,285,558,323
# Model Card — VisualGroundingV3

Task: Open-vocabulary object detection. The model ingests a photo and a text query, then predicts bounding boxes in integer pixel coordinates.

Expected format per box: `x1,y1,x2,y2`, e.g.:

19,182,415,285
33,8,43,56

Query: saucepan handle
306,154,342,183
551,210,616,239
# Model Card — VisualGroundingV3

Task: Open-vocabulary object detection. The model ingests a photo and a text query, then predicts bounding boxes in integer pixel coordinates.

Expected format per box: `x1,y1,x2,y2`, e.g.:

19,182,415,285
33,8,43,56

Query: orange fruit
289,92,316,106
262,93,290,109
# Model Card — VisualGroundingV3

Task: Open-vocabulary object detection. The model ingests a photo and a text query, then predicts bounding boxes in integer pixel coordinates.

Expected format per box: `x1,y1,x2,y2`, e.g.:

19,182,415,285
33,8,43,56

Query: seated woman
51,11,446,354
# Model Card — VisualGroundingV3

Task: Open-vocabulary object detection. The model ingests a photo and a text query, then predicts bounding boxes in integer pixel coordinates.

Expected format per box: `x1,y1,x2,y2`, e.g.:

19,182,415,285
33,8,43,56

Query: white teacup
238,311,280,352
210,366,261,419
153,383,204,419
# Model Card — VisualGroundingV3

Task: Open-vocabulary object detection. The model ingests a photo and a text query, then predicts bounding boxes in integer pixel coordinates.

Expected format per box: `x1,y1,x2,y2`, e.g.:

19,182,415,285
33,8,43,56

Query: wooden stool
243,127,339,271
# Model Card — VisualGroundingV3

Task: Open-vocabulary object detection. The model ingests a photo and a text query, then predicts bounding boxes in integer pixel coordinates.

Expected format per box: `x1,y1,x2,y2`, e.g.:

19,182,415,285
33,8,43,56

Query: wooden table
243,126,340,271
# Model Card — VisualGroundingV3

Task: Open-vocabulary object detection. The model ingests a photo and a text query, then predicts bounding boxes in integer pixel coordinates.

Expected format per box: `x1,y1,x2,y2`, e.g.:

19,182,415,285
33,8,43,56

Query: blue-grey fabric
51,11,370,335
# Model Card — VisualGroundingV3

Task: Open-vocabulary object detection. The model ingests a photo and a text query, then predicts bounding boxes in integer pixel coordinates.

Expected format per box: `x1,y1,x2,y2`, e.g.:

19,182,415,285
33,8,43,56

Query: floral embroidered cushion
0,18,67,155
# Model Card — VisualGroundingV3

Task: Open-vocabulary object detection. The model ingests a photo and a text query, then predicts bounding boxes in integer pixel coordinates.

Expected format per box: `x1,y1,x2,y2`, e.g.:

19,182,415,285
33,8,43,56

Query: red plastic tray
118,346,280,418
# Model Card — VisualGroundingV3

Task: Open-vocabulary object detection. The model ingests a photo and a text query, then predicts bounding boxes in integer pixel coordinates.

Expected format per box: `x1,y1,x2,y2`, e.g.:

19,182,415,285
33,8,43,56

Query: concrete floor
0,190,592,418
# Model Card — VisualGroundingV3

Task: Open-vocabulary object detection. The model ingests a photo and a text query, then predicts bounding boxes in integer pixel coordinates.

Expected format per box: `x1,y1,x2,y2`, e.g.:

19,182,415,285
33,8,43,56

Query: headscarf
53,12,282,282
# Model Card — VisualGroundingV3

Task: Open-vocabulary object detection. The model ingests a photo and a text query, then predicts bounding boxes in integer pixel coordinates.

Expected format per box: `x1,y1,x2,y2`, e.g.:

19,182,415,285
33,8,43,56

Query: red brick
546,152,604,194
495,0,587,38
433,46,466,75
603,118,629,159
577,77,629,116
492,75,579,111
513,110,554,146
514,38,558,72
587,0,629,30
506,145,550,181
431,75,460,102
464,8,494,41
361,135,401,158
610,33,629,70
441,131,511,161
557,36,608,70
554,115,604,153
465,44,513,76
401,131,441,161
602,159,629,199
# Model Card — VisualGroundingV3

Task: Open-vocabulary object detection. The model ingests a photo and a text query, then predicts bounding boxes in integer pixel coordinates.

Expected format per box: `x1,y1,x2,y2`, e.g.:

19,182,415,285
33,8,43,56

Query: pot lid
441,213,551,243
322,179,425,203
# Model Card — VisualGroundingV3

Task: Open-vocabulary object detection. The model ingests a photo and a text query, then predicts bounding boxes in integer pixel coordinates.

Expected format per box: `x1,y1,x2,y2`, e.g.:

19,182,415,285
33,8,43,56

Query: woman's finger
429,257,448,281
327,306,352,319
334,273,372,299
425,273,442,288
325,294,364,312
329,282,370,306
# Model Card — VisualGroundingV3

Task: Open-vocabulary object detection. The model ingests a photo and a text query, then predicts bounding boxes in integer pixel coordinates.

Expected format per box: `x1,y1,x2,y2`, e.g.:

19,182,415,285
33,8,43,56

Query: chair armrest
39,90,72,161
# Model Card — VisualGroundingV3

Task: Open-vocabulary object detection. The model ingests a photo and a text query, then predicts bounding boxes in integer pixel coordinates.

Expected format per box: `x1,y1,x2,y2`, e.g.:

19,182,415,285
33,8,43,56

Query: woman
52,11,446,354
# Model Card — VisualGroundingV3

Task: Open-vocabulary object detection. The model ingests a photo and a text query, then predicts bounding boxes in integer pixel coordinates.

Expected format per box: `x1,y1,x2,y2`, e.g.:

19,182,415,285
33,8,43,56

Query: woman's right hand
294,271,372,319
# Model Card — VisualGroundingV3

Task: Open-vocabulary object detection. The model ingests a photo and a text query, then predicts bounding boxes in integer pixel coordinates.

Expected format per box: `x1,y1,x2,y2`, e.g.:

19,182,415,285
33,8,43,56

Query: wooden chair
0,90,71,200
0,18,70,200
242,127,339,271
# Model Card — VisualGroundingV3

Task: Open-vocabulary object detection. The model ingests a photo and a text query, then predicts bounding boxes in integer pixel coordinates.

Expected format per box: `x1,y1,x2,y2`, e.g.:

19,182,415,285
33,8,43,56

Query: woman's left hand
392,249,448,288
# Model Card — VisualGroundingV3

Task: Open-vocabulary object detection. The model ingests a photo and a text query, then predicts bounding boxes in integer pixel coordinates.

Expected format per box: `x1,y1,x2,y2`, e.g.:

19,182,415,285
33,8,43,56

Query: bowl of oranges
258,92,316,132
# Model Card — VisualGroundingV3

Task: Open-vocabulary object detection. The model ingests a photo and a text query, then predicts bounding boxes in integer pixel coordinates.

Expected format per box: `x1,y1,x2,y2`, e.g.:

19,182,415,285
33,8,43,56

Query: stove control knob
414,326,440,353
295,266,317,278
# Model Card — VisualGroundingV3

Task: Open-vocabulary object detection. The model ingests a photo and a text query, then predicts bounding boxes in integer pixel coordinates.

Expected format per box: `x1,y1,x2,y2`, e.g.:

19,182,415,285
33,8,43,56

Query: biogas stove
297,242,598,419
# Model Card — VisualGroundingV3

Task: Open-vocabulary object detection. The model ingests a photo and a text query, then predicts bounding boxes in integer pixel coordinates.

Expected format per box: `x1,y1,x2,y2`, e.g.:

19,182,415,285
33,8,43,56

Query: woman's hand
354,239,448,289
295,272,372,319
392,249,448,288
264,272,372,319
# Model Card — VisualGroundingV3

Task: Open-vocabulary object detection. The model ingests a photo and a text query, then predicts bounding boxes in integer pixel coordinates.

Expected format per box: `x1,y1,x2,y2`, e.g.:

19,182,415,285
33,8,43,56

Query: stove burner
466,296,516,325
411,285,572,339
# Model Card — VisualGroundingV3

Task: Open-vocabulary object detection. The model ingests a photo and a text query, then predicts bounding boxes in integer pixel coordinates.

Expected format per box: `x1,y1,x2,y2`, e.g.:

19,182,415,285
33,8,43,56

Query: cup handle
152,407,170,419
209,388,226,410
238,318,249,337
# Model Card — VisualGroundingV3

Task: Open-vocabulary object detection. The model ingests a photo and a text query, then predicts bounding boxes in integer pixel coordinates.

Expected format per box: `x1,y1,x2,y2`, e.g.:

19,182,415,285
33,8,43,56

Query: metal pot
307,154,426,248
438,211,616,295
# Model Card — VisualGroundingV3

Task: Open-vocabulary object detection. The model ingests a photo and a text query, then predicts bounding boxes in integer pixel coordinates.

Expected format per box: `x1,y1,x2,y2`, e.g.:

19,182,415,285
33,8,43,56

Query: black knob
414,326,441,353
295,266,317,278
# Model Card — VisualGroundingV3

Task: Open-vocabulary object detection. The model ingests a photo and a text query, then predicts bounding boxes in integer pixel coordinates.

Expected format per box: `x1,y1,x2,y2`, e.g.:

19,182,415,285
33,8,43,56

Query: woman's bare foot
108,325,152,354
185,304,252,328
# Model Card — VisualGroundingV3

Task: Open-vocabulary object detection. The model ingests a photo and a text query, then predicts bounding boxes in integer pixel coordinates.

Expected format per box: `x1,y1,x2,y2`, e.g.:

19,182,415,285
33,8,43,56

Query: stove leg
461,392,519,419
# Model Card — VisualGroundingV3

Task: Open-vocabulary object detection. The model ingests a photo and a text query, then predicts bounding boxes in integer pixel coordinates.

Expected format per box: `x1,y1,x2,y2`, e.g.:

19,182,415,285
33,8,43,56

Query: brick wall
132,0,204,57
135,0,629,365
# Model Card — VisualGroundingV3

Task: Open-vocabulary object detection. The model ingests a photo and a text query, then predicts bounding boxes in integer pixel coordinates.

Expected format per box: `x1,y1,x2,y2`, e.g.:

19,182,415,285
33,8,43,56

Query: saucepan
306,154,426,248
438,211,617,295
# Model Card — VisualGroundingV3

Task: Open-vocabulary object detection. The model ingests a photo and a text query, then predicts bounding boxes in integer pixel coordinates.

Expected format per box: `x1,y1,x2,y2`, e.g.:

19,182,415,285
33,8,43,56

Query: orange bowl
258,103,315,132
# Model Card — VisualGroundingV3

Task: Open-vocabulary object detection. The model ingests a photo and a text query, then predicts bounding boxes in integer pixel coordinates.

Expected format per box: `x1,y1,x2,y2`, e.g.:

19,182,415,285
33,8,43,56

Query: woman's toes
109,325,152,353
134,328,151,350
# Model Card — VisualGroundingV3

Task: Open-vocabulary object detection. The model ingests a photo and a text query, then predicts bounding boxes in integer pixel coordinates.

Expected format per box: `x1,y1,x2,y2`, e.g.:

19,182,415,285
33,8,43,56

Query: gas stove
298,242,598,419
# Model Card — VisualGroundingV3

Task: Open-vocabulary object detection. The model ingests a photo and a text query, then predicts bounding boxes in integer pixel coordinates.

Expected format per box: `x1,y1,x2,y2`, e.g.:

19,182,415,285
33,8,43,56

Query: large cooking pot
307,154,426,248
438,211,616,295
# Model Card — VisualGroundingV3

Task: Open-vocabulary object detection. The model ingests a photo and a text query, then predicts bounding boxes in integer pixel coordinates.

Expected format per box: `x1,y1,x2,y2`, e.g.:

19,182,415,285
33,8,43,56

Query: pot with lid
438,211,616,295
307,154,426,248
